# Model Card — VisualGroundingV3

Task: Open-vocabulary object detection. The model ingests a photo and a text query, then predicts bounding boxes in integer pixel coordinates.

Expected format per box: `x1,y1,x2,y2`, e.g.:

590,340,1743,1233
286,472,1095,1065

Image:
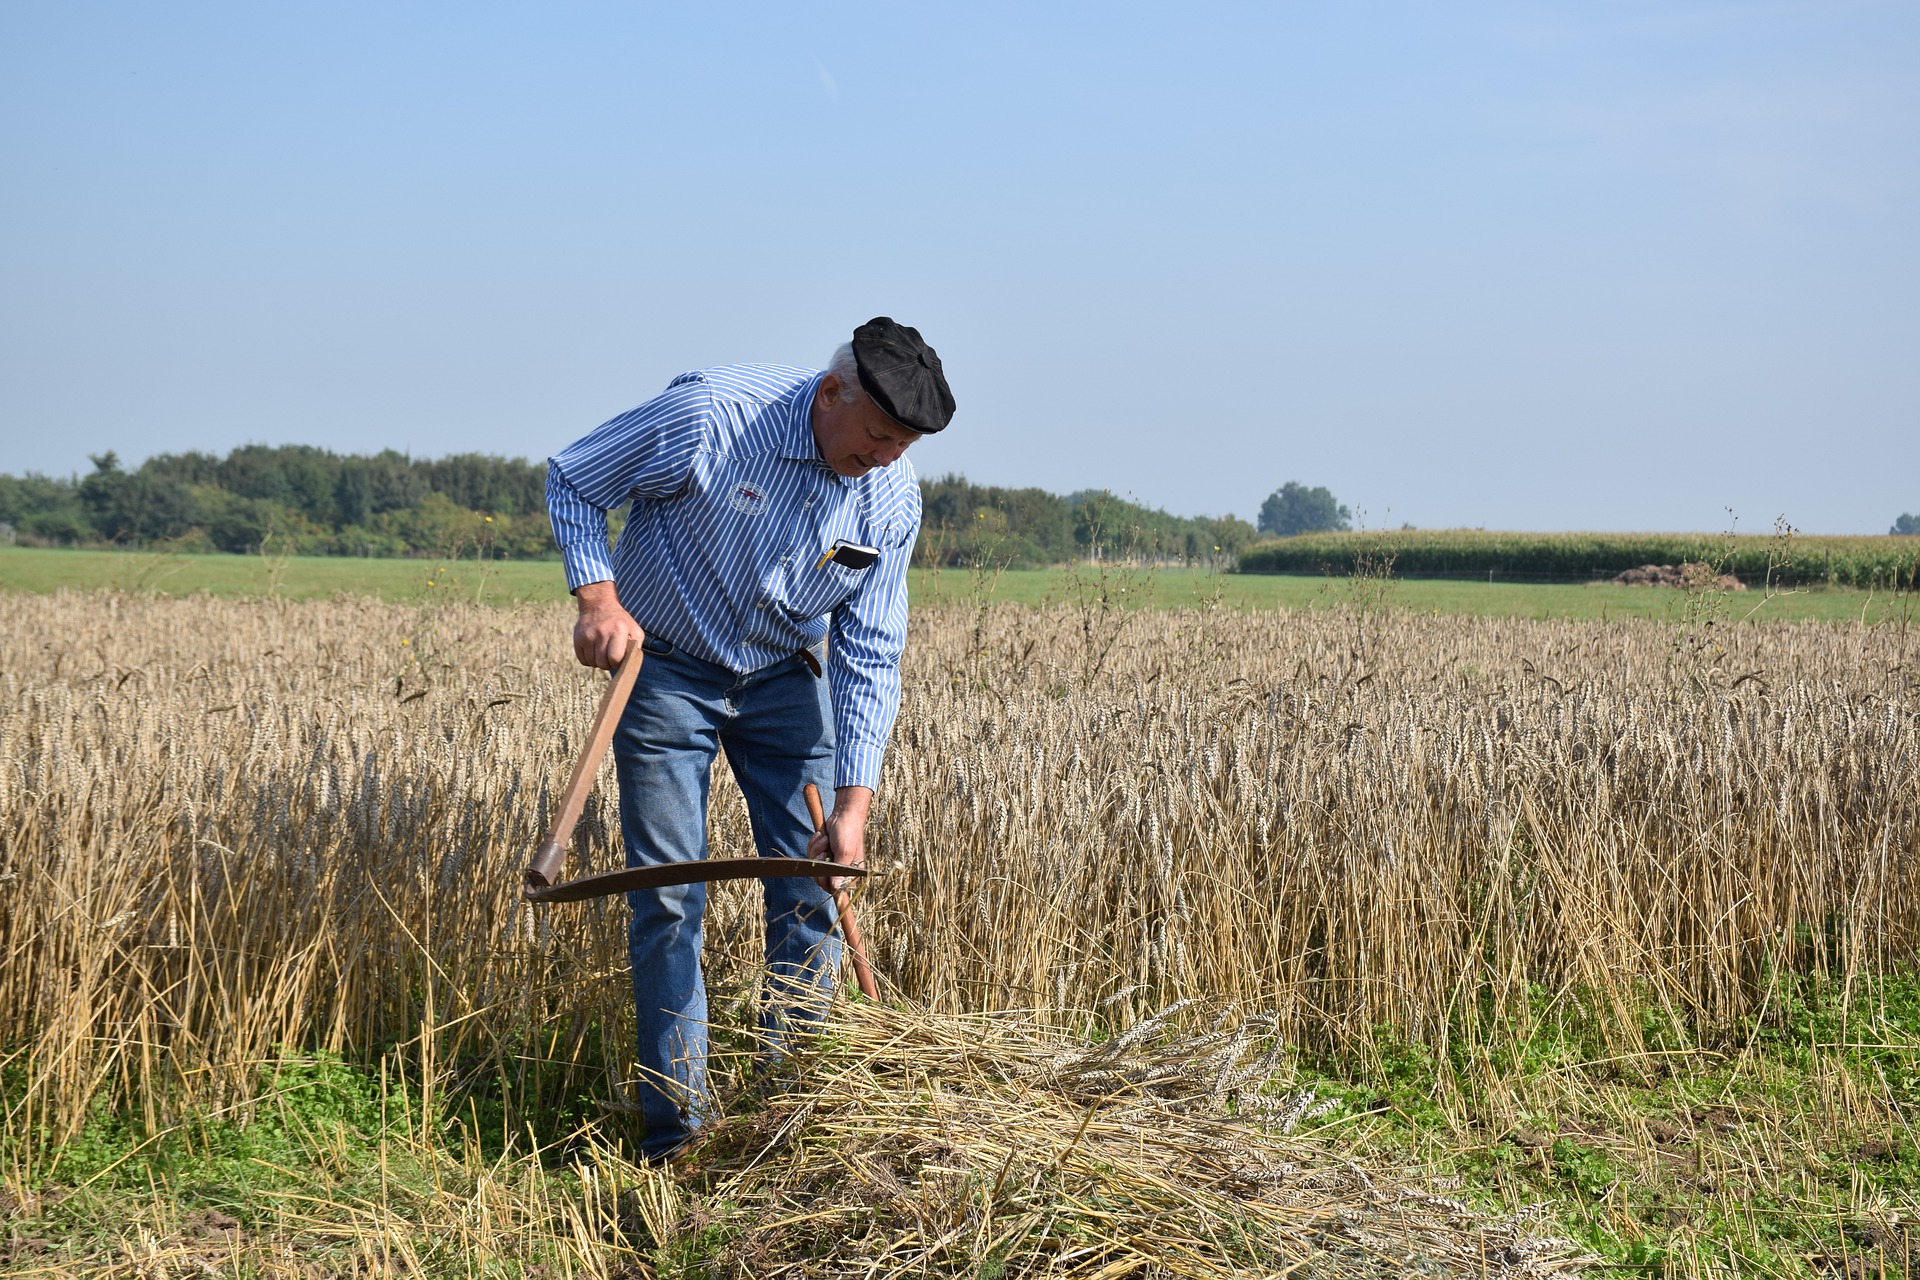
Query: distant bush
1239,530,1920,590
1893,513,1919,536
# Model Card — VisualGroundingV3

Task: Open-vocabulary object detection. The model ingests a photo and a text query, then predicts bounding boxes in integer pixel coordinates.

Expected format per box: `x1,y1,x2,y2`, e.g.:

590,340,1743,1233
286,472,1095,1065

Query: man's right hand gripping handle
573,580,645,670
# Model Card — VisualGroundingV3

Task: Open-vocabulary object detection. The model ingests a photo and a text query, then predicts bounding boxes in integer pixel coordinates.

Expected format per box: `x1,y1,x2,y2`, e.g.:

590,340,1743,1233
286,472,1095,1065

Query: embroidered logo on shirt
728,483,770,517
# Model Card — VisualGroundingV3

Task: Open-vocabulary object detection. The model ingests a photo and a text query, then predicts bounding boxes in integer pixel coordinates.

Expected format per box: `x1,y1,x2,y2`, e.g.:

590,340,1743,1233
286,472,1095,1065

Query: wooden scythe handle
523,644,644,893
805,783,880,1000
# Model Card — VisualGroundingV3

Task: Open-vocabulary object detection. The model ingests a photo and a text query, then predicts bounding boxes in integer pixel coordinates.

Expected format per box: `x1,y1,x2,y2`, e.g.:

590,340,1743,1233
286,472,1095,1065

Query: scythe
519,647,869,905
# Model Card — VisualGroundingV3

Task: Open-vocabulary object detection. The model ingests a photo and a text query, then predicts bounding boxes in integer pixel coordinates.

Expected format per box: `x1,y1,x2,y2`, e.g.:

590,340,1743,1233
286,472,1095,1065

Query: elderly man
545,317,953,1162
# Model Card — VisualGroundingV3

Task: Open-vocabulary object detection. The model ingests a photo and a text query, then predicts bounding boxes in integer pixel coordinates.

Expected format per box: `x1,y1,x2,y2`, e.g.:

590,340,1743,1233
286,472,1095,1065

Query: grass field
3,544,1914,623
917,562,1918,623
0,544,568,603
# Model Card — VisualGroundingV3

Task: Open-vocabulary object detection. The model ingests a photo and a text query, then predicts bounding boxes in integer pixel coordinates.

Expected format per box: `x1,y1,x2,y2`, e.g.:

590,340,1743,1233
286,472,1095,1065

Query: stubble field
1,586,1916,1277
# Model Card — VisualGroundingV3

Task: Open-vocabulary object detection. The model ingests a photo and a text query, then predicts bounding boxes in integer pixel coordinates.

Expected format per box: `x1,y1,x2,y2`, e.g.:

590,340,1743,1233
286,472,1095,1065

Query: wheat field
1,588,1915,1274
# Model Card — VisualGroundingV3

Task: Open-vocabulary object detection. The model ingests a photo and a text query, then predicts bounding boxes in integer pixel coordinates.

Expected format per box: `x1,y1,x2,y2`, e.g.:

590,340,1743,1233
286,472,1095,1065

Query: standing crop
2,592,1912,1150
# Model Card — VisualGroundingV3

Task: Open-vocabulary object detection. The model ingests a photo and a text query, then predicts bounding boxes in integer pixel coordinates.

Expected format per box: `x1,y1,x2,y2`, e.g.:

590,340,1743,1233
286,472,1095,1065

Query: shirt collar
780,370,850,484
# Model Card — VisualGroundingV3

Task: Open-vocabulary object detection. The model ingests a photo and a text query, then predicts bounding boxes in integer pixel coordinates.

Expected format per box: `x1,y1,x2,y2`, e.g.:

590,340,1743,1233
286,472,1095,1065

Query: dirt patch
1611,563,1746,591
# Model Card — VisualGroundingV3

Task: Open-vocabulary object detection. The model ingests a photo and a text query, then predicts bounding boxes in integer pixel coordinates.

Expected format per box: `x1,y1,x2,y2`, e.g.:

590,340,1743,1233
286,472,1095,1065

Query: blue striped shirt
546,364,921,791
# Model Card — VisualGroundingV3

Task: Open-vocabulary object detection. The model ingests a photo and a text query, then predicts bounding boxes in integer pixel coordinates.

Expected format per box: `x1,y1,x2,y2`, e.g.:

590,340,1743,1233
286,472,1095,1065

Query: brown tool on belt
521,645,866,903
805,783,880,999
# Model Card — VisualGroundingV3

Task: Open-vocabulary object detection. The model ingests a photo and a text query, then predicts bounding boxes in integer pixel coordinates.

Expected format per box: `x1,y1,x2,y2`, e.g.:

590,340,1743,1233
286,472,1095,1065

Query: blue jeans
612,635,841,1160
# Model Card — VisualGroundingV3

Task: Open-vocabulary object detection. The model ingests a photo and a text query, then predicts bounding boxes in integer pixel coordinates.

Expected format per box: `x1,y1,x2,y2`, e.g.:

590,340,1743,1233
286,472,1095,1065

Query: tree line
0,448,556,559
917,476,1258,567
0,447,1271,567
6,446,1907,566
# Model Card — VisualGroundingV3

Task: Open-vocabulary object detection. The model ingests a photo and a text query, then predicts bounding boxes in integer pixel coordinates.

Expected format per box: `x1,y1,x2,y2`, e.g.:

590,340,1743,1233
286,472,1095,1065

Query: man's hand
808,785,872,894
573,581,644,669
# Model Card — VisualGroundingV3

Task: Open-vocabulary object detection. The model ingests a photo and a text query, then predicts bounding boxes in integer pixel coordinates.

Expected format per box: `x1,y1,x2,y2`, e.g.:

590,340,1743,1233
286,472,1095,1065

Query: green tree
1257,482,1351,536
76,452,126,530
1893,513,1919,536
138,451,222,487
918,475,1076,566
76,453,198,544
917,475,1247,567
364,450,426,514
334,462,374,527
200,491,279,553
418,453,546,516
122,475,198,543
0,471,92,544
216,444,340,524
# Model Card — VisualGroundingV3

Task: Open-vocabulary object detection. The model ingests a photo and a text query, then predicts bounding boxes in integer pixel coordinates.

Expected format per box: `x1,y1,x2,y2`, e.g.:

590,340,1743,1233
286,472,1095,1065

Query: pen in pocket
815,539,881,571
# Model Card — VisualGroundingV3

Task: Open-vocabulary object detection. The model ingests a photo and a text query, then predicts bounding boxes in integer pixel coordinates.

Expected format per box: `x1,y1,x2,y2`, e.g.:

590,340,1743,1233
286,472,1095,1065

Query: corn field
1,589,1916,1153
1238,527,1920,588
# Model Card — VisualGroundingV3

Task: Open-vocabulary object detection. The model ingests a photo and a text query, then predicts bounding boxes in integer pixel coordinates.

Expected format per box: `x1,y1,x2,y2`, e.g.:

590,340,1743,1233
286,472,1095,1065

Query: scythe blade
523,856,867,904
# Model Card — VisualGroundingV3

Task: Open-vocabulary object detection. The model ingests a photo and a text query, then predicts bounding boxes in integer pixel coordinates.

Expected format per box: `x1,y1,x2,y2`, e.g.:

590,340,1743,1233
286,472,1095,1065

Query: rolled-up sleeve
827,486,920,790
546,380,711,592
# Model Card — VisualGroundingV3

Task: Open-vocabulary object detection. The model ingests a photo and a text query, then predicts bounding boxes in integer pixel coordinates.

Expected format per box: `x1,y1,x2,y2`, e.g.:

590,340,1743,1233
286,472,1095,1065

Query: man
545,317,953,1162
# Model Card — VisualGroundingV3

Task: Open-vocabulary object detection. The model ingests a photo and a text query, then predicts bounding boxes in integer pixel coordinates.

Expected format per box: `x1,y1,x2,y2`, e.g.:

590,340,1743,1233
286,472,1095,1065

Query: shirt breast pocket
785,554,865,620
784,510,875,620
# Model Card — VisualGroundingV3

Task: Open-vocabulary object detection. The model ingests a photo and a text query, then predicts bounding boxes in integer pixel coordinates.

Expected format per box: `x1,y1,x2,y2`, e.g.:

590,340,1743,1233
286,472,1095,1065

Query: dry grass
631,998,1599,1278
1,588,1916,1274
881,600,1918,1049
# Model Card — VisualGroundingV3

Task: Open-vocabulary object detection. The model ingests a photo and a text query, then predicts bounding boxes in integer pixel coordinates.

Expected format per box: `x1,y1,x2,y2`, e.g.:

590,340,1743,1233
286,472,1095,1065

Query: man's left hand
808,785,872,893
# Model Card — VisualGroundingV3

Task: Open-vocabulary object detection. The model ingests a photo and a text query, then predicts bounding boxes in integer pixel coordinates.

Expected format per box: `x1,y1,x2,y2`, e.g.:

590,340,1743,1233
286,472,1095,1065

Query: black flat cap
851,317,955,434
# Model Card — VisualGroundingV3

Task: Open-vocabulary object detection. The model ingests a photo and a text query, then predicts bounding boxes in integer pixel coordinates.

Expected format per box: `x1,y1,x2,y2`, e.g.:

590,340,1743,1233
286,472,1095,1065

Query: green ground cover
4,546,1914,623
6,976,1913,1277
0,545,566,603
1303,972,1920,1277
919,563,1914,624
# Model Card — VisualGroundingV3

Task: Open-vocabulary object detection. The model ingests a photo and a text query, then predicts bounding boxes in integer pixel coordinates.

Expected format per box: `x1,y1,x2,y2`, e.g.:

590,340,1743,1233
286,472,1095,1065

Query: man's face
811,375,922,478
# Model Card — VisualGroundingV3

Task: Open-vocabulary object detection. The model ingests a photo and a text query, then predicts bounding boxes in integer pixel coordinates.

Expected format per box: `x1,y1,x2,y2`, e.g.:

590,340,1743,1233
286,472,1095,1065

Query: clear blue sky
3,2,1915,533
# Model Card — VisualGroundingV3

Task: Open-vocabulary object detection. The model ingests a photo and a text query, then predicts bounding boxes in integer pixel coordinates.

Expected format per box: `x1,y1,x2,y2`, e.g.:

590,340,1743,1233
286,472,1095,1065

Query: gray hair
826,342,865,404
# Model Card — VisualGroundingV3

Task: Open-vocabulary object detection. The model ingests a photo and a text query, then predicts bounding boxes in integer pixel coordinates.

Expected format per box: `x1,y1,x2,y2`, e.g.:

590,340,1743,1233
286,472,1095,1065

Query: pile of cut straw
640,998,1593,1278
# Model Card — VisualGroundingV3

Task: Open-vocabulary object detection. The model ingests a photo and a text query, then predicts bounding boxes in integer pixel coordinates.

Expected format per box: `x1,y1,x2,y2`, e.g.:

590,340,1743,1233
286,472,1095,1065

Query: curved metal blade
522,856,867,904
